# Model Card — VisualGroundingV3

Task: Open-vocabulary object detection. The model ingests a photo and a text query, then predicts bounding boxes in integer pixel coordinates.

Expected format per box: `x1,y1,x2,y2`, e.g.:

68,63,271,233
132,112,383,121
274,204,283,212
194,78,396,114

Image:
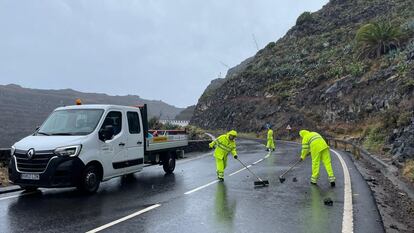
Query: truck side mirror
99,125,114,141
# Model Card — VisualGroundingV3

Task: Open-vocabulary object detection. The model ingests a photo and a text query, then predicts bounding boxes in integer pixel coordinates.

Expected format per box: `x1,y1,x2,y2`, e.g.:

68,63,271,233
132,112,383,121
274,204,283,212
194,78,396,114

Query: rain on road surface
0,139,384,233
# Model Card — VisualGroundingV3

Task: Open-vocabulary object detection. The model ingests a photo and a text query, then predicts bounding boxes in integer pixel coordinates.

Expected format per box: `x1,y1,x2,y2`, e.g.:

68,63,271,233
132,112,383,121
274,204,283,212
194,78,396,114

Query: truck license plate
21,173,40,180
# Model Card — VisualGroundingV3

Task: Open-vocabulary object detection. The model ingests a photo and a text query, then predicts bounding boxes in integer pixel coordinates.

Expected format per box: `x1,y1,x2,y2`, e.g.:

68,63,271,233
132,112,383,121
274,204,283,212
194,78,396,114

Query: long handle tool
236,158,269,187
279,159,302,183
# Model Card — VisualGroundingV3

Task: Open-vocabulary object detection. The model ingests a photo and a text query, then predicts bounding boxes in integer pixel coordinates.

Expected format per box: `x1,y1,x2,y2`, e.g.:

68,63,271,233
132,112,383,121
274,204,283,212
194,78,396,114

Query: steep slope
192,0,414,162
0,84,183,147
175,105,196,120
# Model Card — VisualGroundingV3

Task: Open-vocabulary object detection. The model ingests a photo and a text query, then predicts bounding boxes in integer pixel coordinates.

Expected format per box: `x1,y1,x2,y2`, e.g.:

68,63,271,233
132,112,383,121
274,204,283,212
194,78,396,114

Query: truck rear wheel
78,165,101,194
163,152,176,174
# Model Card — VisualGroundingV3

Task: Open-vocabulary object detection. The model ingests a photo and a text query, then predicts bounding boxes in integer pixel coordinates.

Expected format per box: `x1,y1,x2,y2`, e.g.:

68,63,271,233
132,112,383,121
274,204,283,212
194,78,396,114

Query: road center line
85,204,161,233
186,155,268,194
331,149,354,233
184,180,219,195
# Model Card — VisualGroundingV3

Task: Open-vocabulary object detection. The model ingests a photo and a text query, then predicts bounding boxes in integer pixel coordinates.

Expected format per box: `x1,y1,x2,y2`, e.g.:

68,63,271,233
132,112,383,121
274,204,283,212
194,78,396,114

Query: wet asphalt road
0,139,384,233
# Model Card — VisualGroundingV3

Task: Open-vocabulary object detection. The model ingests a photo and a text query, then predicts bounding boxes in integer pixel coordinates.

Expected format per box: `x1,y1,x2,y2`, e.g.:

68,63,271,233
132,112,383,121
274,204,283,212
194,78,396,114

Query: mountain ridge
0,84,183,147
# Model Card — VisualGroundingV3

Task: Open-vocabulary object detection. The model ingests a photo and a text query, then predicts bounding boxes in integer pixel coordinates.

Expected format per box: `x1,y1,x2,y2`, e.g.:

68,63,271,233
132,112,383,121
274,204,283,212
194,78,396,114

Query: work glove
234,155,238,159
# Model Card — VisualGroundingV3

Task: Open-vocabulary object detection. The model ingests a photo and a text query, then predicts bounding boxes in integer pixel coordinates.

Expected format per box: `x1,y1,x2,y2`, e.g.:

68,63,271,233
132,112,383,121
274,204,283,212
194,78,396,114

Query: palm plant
356,22,402,59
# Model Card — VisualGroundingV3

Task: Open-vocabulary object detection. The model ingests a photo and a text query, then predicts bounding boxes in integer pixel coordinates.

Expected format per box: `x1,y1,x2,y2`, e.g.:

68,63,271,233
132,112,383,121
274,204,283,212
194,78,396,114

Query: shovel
279,159,302,183
236,158,269,187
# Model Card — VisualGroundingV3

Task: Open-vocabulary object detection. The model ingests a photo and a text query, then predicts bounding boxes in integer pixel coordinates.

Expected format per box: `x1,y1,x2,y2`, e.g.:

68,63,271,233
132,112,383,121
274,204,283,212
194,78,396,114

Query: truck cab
8,104,188,193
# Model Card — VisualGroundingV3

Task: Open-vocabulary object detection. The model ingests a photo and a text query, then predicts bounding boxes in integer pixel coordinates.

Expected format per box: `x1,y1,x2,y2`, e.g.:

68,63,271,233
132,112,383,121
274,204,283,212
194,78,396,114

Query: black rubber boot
310,181,317,185
218,178,224,182
330,181,336,187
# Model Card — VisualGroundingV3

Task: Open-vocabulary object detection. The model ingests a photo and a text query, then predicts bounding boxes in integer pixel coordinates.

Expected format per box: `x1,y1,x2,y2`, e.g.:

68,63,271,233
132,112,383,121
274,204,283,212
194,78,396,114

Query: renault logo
27,148,35,160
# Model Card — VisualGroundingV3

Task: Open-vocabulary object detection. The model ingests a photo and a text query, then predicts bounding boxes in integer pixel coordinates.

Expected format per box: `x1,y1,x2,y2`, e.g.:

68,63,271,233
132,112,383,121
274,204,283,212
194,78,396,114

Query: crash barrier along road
0,139,384,233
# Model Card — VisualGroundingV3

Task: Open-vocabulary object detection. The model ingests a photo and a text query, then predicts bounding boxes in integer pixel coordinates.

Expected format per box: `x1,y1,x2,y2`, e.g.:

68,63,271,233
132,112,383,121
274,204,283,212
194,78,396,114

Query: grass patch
362,125,387,153
0,167,9,186
403,160,414,183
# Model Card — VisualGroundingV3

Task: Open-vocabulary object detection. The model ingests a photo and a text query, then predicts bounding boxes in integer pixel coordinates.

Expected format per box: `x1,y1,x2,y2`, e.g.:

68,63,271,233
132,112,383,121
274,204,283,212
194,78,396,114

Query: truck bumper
8,156,85,188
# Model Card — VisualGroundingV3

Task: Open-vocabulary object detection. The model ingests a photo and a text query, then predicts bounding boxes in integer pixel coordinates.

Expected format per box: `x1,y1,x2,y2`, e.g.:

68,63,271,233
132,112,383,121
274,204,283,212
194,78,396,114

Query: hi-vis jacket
300,130,329,160
209,132,237,160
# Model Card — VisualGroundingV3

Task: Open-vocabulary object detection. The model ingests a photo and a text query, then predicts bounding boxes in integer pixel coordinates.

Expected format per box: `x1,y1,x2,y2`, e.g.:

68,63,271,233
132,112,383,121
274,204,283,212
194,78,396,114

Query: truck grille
14,149,55,173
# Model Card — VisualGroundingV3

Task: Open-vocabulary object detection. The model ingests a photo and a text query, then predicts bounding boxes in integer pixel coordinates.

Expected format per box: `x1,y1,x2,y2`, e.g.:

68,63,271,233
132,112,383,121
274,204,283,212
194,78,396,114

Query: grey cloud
0,0,328,107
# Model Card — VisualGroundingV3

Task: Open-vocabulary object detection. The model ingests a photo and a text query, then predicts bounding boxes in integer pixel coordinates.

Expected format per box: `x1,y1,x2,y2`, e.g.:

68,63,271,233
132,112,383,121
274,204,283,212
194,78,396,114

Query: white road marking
229,168,246,176
332,149,354,233
85,204,161,233
253,159,263,165
0,191,36,201
186,155,268,194
184,180,219,195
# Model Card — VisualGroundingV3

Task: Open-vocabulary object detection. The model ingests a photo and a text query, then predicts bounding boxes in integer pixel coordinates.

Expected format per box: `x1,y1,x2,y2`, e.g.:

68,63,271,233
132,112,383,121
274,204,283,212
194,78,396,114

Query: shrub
148,117,162,129
356,22,403,59
403,160,414,183
327,64,345,78
363,125,387,152
296,12,314,26
346,62,365,77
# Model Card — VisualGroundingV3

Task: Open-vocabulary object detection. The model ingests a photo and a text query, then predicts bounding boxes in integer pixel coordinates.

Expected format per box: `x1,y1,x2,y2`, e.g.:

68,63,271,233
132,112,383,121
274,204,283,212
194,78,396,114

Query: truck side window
127,112,141,134
101,111,122,136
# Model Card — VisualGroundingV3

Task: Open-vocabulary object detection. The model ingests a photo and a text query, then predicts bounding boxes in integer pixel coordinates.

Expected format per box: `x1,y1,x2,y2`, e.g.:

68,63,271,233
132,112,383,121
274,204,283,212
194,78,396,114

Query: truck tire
163,152,176,174
78,165,101,194
20,186,38,192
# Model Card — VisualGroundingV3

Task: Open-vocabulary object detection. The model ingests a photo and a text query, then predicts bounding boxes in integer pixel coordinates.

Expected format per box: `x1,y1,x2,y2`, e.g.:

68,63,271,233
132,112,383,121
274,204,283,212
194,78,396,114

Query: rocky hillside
175,105,196,120
192,0,414,163
0,84,183,147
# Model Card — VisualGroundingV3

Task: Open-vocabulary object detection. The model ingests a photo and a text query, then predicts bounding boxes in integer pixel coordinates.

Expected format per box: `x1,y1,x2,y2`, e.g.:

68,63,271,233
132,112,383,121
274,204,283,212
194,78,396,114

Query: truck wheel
20,186,38,192
163,153,176,174
78,165,101,194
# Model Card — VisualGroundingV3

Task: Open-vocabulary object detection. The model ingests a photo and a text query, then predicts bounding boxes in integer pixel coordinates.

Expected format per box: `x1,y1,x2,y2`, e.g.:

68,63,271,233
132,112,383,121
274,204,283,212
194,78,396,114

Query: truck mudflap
9,156,85,188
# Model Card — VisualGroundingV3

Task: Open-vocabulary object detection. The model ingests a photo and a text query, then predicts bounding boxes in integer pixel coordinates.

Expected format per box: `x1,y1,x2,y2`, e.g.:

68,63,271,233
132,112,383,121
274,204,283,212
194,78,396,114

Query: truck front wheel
163,152,176,174
20,186,38,192
78,165,101,194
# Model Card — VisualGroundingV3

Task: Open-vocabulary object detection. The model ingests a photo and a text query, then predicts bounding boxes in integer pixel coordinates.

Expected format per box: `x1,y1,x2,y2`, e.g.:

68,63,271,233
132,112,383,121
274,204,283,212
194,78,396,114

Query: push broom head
254,180,269,187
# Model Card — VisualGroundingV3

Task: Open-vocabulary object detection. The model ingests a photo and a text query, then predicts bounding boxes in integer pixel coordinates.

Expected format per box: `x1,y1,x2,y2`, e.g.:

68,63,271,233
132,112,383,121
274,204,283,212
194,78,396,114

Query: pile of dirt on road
0,167,8,186
355,157,414,233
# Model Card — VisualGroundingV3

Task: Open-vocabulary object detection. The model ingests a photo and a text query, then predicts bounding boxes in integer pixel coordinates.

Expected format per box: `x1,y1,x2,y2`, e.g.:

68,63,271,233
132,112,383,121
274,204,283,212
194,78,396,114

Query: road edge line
332,149,354,233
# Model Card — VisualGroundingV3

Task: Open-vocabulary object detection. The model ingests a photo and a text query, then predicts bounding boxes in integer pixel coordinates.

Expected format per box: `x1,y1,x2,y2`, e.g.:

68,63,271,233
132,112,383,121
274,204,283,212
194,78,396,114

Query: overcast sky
0,0,328,108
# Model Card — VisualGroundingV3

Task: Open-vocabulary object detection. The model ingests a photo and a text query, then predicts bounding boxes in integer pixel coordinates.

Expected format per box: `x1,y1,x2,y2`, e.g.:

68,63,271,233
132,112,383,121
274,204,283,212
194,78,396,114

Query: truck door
125,111,145,173
99,110,128,177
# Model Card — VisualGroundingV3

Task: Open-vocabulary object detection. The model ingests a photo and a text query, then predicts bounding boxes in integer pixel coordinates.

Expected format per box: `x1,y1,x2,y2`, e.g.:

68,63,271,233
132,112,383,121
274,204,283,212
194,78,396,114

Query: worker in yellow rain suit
299,130,336,187
266,125,275,152
209,130,238,182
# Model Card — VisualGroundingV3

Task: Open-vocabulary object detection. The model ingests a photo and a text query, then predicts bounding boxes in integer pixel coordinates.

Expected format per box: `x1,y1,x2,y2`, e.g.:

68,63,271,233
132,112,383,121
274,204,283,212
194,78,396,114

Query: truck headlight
54,145,82,157
11,146,16,156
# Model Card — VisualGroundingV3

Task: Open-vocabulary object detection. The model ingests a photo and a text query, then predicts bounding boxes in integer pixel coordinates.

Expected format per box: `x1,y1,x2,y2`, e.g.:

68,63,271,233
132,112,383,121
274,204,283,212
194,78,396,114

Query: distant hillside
175,105,196,120
192,0,414,163
0,84,183,147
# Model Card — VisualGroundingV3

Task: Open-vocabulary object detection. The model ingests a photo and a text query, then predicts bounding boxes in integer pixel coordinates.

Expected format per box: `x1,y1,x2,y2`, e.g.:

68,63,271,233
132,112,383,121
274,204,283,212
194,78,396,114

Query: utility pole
252,33,259,51
219,61,230,69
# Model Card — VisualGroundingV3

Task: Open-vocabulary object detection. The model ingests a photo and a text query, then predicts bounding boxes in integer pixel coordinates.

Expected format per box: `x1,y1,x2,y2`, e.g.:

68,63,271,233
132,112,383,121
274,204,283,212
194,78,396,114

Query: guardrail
326,138,389,168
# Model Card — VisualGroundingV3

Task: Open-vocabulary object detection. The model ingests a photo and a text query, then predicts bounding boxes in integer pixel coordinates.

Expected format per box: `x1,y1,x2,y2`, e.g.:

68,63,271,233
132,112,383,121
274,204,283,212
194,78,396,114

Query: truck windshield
37,109,104,136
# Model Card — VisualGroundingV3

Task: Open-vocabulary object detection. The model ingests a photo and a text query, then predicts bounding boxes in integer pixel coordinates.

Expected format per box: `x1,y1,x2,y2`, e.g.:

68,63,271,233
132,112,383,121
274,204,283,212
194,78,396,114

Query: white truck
8,104,188,193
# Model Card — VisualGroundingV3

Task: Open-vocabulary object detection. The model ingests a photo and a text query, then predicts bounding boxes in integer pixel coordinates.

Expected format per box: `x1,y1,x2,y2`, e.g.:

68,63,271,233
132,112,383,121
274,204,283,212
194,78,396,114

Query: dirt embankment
354,156,414,233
